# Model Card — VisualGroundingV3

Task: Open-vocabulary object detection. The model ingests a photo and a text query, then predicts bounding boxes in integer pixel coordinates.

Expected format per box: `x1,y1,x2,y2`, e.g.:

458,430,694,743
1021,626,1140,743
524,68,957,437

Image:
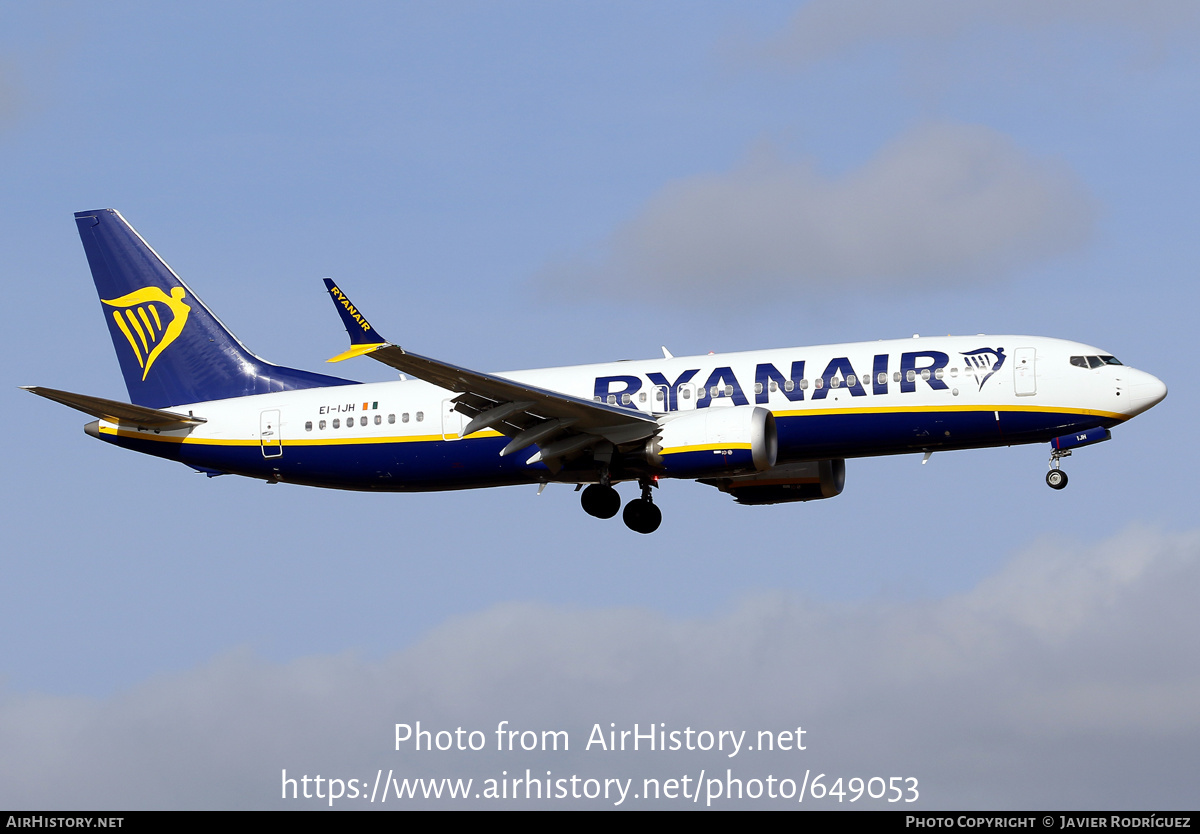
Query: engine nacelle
647,406,777,478
701,459,846,505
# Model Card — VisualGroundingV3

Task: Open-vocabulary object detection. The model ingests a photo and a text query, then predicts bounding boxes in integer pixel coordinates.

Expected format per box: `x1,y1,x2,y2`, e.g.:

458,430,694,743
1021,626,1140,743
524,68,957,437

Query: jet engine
701,459,846,505
646,406,777,478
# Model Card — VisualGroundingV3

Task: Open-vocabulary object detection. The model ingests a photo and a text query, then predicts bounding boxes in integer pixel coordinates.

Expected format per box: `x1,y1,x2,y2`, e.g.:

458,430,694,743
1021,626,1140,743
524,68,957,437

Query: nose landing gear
1043,427,1113,490
1046,449,1070,490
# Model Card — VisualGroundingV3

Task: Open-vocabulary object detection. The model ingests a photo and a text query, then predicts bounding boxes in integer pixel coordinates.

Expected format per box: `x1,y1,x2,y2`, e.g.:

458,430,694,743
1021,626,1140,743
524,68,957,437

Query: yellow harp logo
101,287,192,381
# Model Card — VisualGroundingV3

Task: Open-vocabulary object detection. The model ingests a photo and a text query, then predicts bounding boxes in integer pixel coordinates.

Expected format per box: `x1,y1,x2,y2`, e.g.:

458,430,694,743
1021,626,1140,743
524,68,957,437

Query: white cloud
2,526,1197,809
537,124,1094,303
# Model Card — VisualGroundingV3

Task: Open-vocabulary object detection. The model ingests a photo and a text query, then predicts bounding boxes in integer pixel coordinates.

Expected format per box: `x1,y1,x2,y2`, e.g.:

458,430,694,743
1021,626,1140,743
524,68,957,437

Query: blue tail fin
75,209,356,408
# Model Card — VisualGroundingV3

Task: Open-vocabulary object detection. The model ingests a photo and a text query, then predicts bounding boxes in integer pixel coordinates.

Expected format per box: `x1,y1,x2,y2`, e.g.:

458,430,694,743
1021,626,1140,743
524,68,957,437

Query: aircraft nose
1122,369,1167,417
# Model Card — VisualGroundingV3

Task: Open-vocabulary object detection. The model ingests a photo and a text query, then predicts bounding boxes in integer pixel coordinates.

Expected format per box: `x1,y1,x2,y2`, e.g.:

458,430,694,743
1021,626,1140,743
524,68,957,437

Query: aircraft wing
322,280,656,468
22,386,206,430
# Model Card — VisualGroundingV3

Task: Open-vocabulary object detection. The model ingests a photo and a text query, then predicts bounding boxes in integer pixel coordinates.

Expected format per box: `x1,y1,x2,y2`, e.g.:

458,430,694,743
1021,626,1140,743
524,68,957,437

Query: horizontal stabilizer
22,386,206,430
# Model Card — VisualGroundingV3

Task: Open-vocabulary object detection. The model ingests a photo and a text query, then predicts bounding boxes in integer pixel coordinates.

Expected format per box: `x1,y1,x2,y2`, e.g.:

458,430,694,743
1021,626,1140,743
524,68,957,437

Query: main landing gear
580,483,621,519
622,481,662,535
580,479,662,534
1046,449,1070,490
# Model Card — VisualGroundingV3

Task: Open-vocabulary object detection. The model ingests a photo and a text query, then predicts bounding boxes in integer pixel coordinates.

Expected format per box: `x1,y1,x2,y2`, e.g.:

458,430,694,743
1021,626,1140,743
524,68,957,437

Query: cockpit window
1071,354,1123,369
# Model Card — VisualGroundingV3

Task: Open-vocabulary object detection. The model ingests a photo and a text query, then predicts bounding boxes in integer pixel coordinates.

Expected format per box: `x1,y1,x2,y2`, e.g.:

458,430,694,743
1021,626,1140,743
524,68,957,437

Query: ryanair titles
593,348,1007,411
326,284,374,332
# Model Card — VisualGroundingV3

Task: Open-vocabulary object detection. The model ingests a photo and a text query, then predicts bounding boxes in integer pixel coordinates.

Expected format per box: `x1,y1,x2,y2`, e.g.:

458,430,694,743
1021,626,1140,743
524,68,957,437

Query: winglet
323,278,390,362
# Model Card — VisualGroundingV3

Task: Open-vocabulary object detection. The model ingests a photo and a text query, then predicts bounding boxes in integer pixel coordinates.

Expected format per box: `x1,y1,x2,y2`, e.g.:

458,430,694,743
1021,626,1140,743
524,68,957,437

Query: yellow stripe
772,403,1127,421
661,442,752,456
287,434,444,446
99,425,449,446
449,428,503,439
98,405,1124,449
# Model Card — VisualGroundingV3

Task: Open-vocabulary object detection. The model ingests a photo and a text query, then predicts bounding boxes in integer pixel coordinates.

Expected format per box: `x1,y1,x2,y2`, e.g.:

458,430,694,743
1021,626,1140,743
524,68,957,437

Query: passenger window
388,414,395,424
921,369,931,381
770,381,778,392
878,373,887,385
319,420,327,430
934,368,944,380
950,368,958,378
814,378,824,390
416,411,423,421
621,393,631,405
360,416,367,426
800,379,809,390
402,413,410,423
375,415,381,425
333,418,340,428
681,387,691,400
607,394,616,404
655,390,664,402
846,375,856,386
725,385,733,396
639,392,647,403
754,383,763,395
894,371,902,382
784,380,794,392
830,377,841,389
907,370,916,383
305,421,312,431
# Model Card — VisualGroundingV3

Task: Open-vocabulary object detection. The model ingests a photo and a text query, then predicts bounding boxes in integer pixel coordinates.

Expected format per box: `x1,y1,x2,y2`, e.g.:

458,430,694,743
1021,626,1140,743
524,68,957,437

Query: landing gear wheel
1046,469,1068,490
622,498,662,534
581,484,621,518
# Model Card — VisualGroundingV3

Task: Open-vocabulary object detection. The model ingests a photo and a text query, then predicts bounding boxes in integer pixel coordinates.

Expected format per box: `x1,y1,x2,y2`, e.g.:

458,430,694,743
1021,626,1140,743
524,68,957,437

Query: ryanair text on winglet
328,285,374,332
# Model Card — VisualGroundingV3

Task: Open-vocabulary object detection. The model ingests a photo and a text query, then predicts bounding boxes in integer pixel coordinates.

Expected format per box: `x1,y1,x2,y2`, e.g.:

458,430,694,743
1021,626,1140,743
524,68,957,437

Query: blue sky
2,1,1197,809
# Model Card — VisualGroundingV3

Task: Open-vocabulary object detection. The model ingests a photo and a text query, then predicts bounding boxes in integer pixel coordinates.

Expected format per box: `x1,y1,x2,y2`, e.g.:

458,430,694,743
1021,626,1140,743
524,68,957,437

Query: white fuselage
92,334,1166,493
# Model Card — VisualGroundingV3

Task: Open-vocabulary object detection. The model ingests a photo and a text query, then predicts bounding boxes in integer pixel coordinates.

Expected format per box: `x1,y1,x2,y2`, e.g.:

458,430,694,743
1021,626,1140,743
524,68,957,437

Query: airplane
26,209,1168,534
